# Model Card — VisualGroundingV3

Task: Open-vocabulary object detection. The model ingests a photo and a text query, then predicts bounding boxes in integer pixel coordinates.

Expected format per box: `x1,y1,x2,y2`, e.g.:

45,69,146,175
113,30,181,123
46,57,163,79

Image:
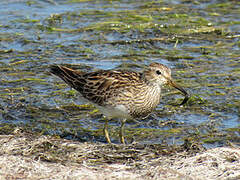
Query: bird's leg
103,117,111,144
119,119,126,144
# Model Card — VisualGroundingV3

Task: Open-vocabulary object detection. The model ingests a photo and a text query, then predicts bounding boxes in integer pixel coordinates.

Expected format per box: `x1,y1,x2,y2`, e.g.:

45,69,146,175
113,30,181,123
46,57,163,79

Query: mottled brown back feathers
50,65,145,107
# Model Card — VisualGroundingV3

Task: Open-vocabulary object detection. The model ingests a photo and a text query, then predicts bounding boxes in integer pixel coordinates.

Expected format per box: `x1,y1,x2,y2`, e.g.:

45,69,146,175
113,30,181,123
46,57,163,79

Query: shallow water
0,0,239,147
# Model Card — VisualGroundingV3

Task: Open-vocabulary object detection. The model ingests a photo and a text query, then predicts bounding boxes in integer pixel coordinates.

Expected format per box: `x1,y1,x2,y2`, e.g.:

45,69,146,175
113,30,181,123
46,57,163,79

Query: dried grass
0,130,239,180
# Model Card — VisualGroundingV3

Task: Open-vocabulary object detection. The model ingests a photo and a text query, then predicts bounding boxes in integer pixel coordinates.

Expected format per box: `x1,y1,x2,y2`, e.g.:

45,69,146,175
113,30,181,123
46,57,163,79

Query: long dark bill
168,80,189,105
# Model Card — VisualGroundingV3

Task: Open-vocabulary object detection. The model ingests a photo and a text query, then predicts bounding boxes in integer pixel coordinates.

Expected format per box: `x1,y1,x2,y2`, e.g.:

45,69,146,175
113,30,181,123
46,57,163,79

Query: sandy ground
0,132,239,180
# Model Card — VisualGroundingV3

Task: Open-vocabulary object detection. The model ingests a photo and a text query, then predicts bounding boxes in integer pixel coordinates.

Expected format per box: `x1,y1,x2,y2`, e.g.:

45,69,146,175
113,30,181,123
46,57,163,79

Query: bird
50,62,189,144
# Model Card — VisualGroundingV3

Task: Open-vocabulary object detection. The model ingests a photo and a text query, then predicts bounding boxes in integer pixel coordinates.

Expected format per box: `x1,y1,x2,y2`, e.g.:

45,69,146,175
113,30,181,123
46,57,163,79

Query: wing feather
50,65,143,106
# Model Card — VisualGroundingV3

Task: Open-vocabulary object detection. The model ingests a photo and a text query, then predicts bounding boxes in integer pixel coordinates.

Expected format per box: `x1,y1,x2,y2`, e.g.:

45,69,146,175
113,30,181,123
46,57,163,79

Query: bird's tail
50,65,83,88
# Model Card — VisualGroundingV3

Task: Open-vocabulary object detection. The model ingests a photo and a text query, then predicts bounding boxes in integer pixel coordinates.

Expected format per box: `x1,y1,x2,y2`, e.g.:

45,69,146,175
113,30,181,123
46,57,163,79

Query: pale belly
96,104,132,119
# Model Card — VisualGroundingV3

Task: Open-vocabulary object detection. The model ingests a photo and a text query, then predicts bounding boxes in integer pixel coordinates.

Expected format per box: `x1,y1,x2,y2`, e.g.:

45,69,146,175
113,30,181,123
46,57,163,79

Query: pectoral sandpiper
50,63,189,144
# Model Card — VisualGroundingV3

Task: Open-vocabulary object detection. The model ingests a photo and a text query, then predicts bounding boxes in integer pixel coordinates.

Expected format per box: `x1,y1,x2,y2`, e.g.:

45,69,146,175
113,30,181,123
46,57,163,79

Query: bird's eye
156,70,161,75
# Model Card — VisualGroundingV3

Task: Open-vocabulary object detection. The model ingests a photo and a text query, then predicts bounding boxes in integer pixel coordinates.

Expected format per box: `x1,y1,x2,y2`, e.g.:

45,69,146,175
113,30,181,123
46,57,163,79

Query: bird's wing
50,65,142,106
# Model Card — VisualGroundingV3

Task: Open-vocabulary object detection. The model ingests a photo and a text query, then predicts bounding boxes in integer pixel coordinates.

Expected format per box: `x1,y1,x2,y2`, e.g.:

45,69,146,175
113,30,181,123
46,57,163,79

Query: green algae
60,103,94,112
2,78,45,83
0,124,16,135
12,18,40,24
